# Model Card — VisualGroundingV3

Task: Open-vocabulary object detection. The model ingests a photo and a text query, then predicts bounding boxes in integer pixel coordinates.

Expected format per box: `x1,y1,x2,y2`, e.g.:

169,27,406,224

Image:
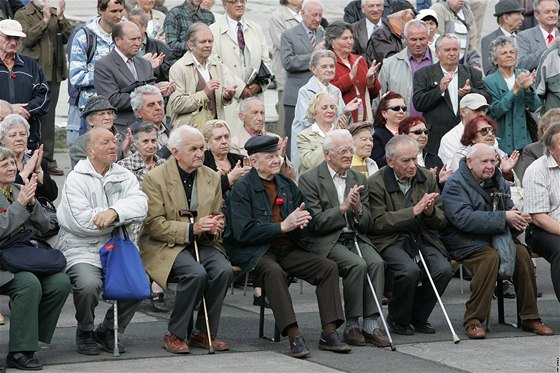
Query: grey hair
187,22,212,49
167,125,204,149
324,20,352,50
466,142,496,160
534,0,560,13
543,122,560,155
130,84,163,113
323,129,353,151
131,123,158,141
435,33,460,52
0,146,15,163
0,100,14,117
538,108,560,135
403,19,429,39
239,97,264,115
309,49,336,69
201,119,231,140
489,36,517,66
387,9,408,20
0,114,30,142
302,0,323,12
385,135,418,160
127,8,150,27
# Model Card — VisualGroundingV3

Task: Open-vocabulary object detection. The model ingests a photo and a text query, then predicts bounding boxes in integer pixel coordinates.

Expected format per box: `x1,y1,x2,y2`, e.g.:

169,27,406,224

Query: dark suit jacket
522,141,545,172
94,49,155,131
203,150,246,197
517,24,551,71
351,18,368,58
371,126,393,168
412,62,491,154
480,28,505,76
343,0,363,24
280,23,325,107
298,161,373,258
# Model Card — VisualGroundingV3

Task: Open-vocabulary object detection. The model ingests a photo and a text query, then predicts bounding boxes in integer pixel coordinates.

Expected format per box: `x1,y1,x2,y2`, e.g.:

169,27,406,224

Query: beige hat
459,93,489,110
0,20,26,38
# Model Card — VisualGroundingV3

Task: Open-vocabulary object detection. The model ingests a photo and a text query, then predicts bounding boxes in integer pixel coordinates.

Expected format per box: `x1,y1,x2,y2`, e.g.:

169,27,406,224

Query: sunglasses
410,129,429,135
387,105,407,112
477,126,496,136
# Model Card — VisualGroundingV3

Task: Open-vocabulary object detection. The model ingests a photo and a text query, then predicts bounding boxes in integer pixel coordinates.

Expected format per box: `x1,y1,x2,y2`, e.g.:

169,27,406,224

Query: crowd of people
0,0,558,370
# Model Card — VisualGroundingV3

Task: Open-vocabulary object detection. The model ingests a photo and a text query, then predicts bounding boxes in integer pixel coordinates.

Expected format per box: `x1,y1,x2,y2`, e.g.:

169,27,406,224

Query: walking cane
185,211,216,354
417,250,460,344
113,300,119,357
353,235,396,351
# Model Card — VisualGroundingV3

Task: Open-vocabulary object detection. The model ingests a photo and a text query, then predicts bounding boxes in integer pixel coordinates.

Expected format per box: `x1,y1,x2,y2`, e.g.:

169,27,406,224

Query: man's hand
438,164,454,184
281,203,312,232
156,81,175,97
222,84,238,100
193,215,224,235
340,185,364,214
93,208,118,229
458,79,471,97
56,0,66,21
13,104,30,119
439,73,453,93
506,210,529,231
412,193,439,216
142,52,165,69
42,0,51,24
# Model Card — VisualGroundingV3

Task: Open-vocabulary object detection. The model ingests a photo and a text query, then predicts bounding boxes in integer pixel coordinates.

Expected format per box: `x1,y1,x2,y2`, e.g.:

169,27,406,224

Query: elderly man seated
524,122,560,304
140,125,233,354
368,135,453,336
441,143,553,339
299,129,388,347
57,127,148,355
224,135,350,358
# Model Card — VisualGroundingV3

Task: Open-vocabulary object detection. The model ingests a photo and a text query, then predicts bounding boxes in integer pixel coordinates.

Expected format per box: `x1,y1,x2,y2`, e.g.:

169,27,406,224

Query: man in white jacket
57,127,148,356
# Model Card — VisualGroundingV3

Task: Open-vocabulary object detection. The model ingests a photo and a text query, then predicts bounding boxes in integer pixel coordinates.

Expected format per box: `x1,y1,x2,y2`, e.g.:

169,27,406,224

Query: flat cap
245,135,280,156
459,93,489,110
494,0,525,17
82,96,116,118
348,121,374,137
389,0,418,16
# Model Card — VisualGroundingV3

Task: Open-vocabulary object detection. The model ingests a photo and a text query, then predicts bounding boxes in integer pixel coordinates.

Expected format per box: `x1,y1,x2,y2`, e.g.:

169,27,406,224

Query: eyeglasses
387,105,407,112
225,0,246,4
477,126,496,136
410,129,429,135
335,147,355,156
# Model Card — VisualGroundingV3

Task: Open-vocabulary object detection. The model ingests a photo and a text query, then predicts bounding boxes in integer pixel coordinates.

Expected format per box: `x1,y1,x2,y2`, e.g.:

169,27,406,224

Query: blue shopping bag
99,227,150,301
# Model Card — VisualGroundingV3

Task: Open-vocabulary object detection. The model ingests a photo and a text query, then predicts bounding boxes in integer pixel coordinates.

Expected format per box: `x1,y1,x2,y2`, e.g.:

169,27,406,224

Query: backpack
67,23,97,106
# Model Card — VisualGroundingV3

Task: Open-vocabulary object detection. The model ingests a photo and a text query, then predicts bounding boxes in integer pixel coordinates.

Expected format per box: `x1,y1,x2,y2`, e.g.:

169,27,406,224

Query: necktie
548,33,554,45
309,30,316,47
127,58,138,80
237,22,245,51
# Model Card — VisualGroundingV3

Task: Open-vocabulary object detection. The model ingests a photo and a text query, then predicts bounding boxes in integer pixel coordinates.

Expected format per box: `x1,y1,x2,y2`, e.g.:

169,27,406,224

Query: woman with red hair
371,92,406,167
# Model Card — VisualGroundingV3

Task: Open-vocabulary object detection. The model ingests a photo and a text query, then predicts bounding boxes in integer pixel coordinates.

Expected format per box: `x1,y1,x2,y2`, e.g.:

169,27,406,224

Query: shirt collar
440,63,458,75
227,15,243,30
115,47,130,64
407,47,432,62
192,54,209,70
311,122,334,137
327,163,347,179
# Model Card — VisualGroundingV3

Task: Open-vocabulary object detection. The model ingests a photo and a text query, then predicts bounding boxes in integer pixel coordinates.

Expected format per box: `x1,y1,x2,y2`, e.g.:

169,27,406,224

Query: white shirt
327,164,347,205
440,64,459,114
192,55,210,82
438,122,464,166
288,7,302,23
365,17,382,39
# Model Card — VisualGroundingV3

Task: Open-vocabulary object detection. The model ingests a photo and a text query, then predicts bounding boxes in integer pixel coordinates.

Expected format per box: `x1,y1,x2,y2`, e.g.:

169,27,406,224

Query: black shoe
318,331,351,353
94,326,125,354
289,335,310,358
411,321,436,334
6,352,43,370
76,329,100,355
151,292,169,312
387,316,414,335
253,295,271,308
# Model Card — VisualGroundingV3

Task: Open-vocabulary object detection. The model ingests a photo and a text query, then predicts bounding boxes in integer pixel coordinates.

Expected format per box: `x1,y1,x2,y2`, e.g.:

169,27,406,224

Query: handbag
254,62,274,86
0,231,66,276
99,226,150,301
190,105,215,130
37,197,60,239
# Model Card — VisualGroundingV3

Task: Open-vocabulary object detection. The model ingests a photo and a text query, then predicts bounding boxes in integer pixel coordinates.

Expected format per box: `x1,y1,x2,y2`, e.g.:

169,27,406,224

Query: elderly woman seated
0,114,58,202
348,121,378,177
0,147,70,370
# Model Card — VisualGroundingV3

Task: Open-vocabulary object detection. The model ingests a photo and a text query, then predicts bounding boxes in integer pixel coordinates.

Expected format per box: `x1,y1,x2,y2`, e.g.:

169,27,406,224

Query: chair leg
459,264,464,294
299,278,303,294
259,286,265,339
497,280,505,325
243,272,249,296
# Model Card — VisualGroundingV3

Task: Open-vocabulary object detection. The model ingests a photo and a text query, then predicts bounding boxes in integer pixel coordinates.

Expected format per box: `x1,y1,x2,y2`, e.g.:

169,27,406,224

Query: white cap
0,20,26,38
417,9,439,26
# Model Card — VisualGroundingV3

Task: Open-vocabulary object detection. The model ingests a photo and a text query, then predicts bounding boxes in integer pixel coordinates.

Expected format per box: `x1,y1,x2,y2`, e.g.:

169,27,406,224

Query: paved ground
12,1,560,372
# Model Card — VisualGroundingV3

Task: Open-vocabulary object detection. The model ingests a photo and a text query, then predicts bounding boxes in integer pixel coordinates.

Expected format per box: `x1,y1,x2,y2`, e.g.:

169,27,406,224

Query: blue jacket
224,167,312,272
484,69,540,154
440,157,513,260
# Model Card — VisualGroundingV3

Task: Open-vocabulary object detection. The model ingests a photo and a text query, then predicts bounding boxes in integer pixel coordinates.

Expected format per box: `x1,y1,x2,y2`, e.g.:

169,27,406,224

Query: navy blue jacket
224,167,312,272
440,157,513,260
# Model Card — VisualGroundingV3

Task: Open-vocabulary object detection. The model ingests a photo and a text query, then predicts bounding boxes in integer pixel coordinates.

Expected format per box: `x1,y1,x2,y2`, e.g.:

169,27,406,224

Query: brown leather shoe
47,166,64,176
362,328,390,347
343,326,365,346
465,322,485,339
521,319,554,336
190,331,230,351
163,331,190,354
